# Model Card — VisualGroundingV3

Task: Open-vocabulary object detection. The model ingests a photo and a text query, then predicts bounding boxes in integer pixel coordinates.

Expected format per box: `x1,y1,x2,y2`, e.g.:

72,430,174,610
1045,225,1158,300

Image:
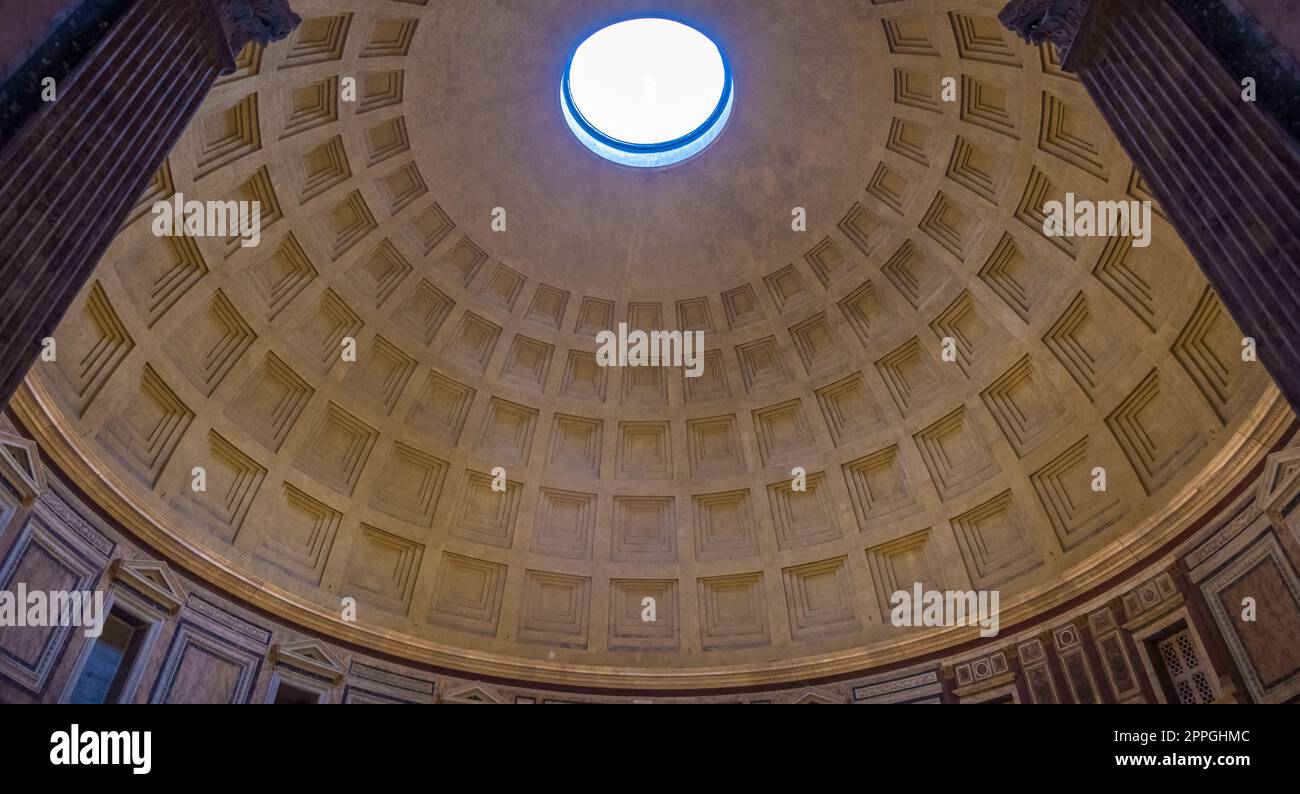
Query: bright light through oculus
562,18,733,168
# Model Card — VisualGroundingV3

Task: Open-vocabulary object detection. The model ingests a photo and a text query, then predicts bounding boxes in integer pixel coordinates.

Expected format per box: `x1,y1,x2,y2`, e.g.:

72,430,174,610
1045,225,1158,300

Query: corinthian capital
997,0,1092,63
213,0,302,54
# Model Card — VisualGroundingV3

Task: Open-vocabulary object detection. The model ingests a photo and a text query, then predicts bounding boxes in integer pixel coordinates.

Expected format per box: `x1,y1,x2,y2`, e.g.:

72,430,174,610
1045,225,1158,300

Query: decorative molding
36,489,114,559
148,621,262,704
1017,637,1060,704
1254,445,1300,530
349,661,435,695
777,686,845,705
1088,606,1142,702
269,640,346,686
0,515,102,693
441,682,508,704
184,594,272,647
109,559,185,616
1120,571,1183,630
344,661,436,703
1200,532,1300,703
1053,623,1101,703
951,651,1016,700
0,431,44,502
1185,488,1264,574
851,663,943,704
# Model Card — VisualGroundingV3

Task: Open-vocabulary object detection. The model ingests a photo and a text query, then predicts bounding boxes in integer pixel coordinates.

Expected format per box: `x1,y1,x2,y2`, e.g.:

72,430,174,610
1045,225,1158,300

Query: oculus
561,18,734,168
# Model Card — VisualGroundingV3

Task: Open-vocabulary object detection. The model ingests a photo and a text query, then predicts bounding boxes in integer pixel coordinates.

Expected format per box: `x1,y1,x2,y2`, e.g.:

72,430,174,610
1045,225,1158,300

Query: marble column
0,0,300,407
999,0,1300,412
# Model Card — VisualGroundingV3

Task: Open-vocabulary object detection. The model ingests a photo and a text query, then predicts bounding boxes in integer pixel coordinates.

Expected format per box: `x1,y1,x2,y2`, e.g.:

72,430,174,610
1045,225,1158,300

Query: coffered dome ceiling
14,0,1286,689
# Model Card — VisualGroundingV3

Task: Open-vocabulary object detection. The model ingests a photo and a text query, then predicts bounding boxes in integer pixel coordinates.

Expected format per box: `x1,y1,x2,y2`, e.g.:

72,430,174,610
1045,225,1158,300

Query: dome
7,0,1288,694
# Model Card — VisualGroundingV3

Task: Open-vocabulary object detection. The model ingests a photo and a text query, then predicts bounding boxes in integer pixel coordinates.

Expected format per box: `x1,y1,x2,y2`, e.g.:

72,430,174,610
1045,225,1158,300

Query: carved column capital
212,0,301,55
997,0,1094,64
